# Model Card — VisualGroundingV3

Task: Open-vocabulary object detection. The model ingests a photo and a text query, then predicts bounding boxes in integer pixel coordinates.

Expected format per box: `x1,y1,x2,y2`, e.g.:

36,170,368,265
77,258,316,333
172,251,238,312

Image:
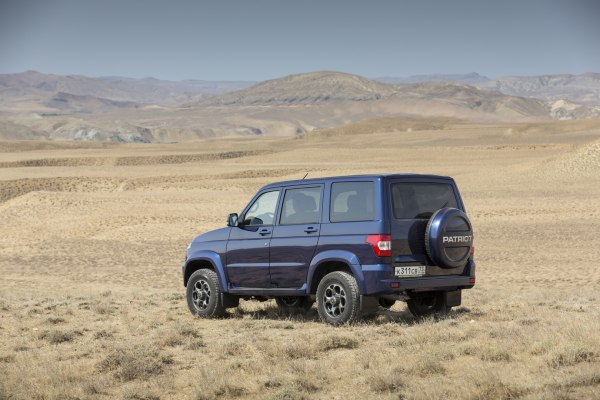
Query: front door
226,190,280,288
269,185,323,288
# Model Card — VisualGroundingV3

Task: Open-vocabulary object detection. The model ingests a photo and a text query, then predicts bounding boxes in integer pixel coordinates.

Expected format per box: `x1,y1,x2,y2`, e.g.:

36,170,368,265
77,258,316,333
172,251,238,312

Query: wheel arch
307,250,365,294
183,251,228,292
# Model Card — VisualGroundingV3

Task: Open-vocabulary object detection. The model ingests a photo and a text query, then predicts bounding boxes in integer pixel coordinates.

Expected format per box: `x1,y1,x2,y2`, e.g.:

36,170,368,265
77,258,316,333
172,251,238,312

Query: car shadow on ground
225,302,479,326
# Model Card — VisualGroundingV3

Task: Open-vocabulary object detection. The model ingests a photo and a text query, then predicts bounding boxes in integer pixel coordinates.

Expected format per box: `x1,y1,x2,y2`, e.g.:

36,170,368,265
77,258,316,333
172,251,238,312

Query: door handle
259,228,272,236
304,227,319,234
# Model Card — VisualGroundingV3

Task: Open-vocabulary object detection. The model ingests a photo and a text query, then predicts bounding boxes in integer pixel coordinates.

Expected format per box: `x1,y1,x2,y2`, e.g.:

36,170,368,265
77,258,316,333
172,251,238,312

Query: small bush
176,324,201,338
159,332,184,347
0,354,16,363
282,341,319,360
530,340,555,355
38,329,80,344
413,359,446,376
318,335,359,351
94,330,114,339
124,391,160,400
97,345,173,381
473,380,524,400
185,337,206,350
480,346,512,362
548,347,596,368
46,317,66,324
370,370,404,392
270,388,306,400
211,383,247,398
293,376,320,393
93,303,116,315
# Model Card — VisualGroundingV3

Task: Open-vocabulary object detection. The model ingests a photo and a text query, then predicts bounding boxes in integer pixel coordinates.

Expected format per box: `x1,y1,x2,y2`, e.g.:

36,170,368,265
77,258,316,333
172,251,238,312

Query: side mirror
227,213,239,227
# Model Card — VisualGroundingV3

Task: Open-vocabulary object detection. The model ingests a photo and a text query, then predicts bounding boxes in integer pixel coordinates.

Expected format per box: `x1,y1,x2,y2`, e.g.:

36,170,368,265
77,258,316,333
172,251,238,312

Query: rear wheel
316,271,360,325
186,269,226,318
407,292,449,318
275,296,313,311
378,298,396,309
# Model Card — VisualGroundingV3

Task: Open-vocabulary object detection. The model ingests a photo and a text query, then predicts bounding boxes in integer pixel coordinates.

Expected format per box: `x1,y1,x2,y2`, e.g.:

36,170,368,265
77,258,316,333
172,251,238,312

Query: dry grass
1,120,600,399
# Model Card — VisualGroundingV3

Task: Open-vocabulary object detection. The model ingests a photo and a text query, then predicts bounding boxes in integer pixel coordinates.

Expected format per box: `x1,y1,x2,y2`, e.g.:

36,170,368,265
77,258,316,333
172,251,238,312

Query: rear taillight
366,234,391,257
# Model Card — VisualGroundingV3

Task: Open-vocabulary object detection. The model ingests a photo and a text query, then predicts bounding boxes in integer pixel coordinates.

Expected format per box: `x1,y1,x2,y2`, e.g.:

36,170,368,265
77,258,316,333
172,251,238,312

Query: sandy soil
1,120,599,399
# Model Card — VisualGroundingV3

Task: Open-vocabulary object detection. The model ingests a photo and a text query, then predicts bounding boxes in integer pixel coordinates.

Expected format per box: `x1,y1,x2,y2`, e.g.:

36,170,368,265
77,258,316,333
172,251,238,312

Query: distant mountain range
376,72,600,106
0,70,599,142
0,70,254,107
376,72,490,85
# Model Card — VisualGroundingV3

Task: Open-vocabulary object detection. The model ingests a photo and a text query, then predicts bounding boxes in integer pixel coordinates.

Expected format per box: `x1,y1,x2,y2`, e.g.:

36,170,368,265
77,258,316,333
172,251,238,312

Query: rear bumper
361,259,476,295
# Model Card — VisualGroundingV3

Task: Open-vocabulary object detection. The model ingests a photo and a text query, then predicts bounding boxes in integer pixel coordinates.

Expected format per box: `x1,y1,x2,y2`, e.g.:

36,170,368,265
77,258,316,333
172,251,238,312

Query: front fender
184,250,229,292
307,250,366,294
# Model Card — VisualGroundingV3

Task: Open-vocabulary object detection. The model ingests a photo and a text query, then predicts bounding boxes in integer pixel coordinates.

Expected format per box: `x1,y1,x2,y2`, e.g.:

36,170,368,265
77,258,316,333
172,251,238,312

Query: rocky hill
204,71,397,105
203,72,555,119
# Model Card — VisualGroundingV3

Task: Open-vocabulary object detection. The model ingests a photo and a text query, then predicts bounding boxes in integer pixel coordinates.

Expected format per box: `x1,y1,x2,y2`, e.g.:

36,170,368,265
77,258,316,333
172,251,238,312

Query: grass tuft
548,347,597,368
38,329,80,344
97,345,173,381
318,335,359,351
473,380,525,400
46,316,66,324
369,368,405,392
480,346,512,362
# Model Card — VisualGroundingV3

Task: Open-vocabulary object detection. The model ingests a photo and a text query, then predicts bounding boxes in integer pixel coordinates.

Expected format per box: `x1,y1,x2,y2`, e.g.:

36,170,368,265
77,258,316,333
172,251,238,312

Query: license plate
395,265,426,277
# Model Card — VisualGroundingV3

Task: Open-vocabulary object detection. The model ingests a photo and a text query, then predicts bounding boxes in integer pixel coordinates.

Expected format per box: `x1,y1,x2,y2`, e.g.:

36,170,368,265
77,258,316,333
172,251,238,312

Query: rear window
391,183,458,219
330,181,375,222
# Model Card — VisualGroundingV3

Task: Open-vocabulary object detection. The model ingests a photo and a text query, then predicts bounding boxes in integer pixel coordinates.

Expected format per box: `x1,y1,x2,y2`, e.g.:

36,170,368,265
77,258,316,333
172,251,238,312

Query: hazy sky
1,0,599,81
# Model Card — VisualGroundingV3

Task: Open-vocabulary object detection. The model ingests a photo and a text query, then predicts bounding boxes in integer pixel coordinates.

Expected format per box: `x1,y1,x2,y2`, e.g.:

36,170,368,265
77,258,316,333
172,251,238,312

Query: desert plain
0,117,599,399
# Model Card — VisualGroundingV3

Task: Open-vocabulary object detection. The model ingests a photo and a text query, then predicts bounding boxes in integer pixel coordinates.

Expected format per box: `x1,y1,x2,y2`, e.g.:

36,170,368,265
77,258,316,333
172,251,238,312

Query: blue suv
183,174,475,325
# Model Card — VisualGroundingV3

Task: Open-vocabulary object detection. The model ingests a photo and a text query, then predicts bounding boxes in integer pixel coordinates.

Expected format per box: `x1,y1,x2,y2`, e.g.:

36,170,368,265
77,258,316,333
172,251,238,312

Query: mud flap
444,290,461,307
221,293,240,309
360,295,379,315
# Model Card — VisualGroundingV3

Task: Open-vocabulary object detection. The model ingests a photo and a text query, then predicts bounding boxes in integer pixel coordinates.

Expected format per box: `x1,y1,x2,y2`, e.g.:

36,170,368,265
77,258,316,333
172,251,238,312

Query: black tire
275,296,314,311
407,292,449,318
378,298,396,309
316,271,360,325
186,269,226,318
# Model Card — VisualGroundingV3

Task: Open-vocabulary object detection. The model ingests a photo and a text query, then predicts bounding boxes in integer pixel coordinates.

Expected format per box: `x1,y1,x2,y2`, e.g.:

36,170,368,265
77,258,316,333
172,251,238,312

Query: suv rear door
387,178,467,276
269,185,324,288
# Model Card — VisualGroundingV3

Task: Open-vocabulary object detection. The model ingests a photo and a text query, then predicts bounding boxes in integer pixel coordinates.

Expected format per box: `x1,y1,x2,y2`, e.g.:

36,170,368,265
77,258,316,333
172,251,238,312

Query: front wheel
316,271,360,325
186,269,226,318
275,296,313,311
407,292,449,318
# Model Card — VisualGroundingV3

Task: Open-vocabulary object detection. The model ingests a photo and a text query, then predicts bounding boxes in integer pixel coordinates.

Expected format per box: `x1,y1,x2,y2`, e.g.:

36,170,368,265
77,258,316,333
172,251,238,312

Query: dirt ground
1,119,599,399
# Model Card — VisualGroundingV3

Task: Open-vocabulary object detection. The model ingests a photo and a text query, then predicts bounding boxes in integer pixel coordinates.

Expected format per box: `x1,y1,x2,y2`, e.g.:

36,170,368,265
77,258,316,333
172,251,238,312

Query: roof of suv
261,173,453,190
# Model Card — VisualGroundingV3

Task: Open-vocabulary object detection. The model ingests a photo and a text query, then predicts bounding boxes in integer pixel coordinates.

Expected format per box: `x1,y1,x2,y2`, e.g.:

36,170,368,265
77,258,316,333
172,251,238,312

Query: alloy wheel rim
192,279,211,311
323,283,346,318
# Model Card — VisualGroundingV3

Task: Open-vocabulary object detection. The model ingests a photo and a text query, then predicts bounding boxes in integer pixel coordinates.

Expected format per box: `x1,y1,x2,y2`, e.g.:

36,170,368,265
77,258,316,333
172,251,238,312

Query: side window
280,187,322,225
330,181,375,222
243,190,279,226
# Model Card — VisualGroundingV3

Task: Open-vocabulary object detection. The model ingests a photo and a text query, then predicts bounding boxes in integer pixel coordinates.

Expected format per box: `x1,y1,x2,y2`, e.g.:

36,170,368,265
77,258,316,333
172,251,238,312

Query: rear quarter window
330,181,375,222
391,182,458,219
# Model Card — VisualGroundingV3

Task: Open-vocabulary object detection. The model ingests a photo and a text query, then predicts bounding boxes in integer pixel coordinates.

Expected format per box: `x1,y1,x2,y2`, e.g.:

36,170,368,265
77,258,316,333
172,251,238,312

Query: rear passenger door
269,185,323,288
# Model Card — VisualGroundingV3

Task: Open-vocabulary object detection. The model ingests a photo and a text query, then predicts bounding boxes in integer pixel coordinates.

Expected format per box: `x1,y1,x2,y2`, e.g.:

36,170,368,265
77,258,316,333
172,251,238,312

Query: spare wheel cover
425,207,473,269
